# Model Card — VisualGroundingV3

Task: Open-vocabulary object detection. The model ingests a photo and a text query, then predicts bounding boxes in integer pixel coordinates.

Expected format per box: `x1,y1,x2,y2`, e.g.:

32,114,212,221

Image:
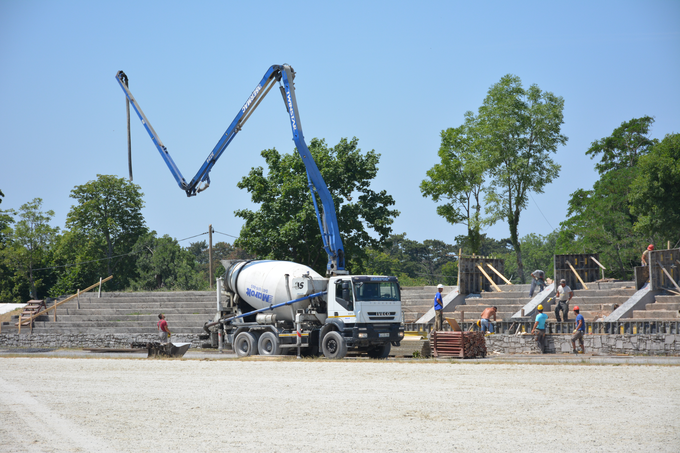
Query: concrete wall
485,334,679,355
1,332,677,356
0,333,203,349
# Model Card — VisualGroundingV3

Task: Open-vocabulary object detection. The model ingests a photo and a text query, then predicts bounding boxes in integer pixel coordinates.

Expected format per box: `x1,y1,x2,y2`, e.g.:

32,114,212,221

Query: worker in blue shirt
531,304,549,353
434,284,444,331
571,306,586,354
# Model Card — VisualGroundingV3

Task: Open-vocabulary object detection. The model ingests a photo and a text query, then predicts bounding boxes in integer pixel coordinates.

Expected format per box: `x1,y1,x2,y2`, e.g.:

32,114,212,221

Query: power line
214,230,239,239
177,232,208,242
529,192,553,230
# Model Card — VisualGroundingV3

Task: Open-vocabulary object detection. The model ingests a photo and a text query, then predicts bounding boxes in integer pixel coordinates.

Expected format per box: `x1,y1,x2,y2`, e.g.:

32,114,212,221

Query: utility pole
209,224,214,288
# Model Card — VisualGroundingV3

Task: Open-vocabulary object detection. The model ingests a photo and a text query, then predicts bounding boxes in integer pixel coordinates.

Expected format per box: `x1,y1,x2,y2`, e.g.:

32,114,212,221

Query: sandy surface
0,357,678,453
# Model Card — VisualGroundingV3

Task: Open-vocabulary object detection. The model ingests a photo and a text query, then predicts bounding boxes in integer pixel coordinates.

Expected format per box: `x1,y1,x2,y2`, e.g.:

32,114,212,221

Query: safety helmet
573,305,580,311
647,244,654,250
437,284,444,289
537,304,543,311
476,320,481,327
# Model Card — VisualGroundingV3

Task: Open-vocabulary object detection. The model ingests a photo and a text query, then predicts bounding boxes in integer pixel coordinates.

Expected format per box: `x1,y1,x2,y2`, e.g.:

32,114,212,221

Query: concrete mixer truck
202,259,403,358
115,65,404,358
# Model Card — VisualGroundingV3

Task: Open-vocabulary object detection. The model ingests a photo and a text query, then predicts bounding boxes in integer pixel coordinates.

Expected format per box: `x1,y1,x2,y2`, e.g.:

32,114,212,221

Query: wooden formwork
634,266,649,290
554,254,600,290
457,257,505,295
649,248,680,293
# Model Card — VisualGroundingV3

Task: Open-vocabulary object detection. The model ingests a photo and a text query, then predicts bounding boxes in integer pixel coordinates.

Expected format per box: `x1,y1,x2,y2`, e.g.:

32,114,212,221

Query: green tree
0,189,20,302
132,232,206,291
585,116,657,174
421,119,487,254
629,133,680,243
3,198,60,300
560,116,660,279
478,75,566,283
235,137,399,275
62,175,147,289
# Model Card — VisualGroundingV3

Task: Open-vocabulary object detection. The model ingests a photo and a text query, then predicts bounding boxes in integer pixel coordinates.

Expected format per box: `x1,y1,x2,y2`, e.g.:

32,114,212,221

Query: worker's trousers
555,301,569,322
481,318,494,333
535,329,546,353
529,279,545,297
434,310,443,331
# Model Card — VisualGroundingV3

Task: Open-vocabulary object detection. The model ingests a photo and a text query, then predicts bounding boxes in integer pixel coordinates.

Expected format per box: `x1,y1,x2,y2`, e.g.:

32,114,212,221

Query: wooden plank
566,260,589,290
486,263,512,285
589,256,606,270
445,318,462,331
477,264,502,292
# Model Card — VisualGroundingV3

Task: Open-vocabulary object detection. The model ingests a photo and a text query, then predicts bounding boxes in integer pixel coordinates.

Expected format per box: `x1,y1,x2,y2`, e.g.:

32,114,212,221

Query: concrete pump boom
115,65,346,274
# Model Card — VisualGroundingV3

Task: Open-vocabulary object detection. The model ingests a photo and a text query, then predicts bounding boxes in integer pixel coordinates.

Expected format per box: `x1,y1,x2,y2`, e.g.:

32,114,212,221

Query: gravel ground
1,357,679,453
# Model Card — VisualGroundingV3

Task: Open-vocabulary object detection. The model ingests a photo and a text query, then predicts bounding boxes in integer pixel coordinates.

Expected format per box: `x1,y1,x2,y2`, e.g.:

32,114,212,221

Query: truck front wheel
234,332,258,357
367,342,391,359
322,331,347,359
258,332,282,356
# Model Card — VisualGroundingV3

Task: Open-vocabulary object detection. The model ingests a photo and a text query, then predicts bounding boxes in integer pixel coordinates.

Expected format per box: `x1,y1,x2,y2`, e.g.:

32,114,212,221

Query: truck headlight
398,331,404,338
358,333,368,338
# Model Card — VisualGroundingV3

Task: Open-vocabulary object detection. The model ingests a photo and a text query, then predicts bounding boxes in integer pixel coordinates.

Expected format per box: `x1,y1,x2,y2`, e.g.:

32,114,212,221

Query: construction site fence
405,320,680,336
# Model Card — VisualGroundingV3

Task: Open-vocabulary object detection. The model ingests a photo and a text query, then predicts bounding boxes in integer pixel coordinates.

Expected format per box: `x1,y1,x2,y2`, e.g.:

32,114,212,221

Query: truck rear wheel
234,331,258,357
258,332,282,356
322,331,347,359
367,342,391,359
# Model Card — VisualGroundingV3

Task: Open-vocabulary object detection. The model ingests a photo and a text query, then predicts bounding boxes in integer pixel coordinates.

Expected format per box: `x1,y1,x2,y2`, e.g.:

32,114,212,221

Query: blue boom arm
115,65,346,274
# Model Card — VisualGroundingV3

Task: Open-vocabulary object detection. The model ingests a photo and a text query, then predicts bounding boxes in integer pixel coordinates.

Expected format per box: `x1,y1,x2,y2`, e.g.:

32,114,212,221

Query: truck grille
367,312,396,321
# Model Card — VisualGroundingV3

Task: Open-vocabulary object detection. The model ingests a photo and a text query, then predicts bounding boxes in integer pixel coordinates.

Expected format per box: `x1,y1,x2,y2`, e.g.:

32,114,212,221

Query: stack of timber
430,331,487,359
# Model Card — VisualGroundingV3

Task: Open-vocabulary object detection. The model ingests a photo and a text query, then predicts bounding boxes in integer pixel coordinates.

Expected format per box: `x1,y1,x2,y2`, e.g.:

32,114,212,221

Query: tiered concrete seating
401,286,455,323
17,291,216,335
634,294,680,320
451,284,532,322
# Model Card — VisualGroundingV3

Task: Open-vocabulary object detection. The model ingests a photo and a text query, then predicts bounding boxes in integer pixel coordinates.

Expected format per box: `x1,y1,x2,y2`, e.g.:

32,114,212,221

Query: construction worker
480,306,497,333
433,284,444,331
641,244,654,266
571,306,586,354
555,279,573,322
529,269,546,297
157,313,171,344
532,304,548,353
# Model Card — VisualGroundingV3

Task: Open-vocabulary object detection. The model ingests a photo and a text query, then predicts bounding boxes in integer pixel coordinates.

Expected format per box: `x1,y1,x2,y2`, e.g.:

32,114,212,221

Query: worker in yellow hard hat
532,304,548,353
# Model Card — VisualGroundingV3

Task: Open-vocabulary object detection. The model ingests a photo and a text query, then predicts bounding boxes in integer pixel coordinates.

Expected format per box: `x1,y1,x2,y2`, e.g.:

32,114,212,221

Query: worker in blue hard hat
532,304,548,353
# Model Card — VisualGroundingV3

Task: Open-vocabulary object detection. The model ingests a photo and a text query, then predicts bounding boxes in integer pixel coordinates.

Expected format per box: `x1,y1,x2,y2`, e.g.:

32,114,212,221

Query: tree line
1,74,678,302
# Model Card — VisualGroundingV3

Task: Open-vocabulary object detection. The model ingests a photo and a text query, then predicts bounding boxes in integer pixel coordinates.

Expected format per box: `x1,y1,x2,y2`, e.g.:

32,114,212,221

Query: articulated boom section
115,65,345,273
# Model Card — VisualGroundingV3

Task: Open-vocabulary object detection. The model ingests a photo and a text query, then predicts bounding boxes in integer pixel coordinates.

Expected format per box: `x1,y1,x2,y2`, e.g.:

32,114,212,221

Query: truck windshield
354,282,400,301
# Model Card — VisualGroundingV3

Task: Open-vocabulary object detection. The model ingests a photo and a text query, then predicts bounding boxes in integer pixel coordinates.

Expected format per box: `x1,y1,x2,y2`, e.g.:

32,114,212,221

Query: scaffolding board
458,257,505,295
554,254,600,290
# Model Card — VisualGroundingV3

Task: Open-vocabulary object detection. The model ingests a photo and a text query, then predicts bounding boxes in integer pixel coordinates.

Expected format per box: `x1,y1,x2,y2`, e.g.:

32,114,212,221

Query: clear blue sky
1,1,678,250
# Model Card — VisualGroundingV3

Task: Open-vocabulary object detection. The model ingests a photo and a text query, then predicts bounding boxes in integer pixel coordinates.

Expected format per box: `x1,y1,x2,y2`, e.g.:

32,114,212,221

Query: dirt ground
0,357,678,453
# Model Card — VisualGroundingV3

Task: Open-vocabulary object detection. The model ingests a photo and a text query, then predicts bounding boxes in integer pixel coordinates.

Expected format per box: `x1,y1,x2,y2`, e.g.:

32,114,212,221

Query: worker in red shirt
157,313,171,343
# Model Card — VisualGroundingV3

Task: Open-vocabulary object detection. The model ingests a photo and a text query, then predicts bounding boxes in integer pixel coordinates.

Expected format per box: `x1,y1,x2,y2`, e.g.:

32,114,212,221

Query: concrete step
40,314,213,323
655,295,680,303
633,310,680,319
51,302,215,311
644,302,680,311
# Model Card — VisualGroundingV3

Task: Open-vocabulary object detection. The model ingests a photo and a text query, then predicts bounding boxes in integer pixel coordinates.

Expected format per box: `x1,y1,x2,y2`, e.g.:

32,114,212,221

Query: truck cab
325,275,404,357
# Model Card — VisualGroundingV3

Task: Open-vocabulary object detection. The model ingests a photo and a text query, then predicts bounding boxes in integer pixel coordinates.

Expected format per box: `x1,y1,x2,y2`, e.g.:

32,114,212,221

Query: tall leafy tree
421,117,487,254
479,75,566,283
629,133,680,243
61,175,147,290
235,137,399,275
3,198,59,300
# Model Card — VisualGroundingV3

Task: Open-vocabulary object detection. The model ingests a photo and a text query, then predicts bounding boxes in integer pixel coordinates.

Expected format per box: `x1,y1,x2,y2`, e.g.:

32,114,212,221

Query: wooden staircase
14,300,46,326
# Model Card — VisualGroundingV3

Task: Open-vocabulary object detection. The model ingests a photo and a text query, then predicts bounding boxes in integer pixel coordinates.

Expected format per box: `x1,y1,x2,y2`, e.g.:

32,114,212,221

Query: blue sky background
1,1,678,250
